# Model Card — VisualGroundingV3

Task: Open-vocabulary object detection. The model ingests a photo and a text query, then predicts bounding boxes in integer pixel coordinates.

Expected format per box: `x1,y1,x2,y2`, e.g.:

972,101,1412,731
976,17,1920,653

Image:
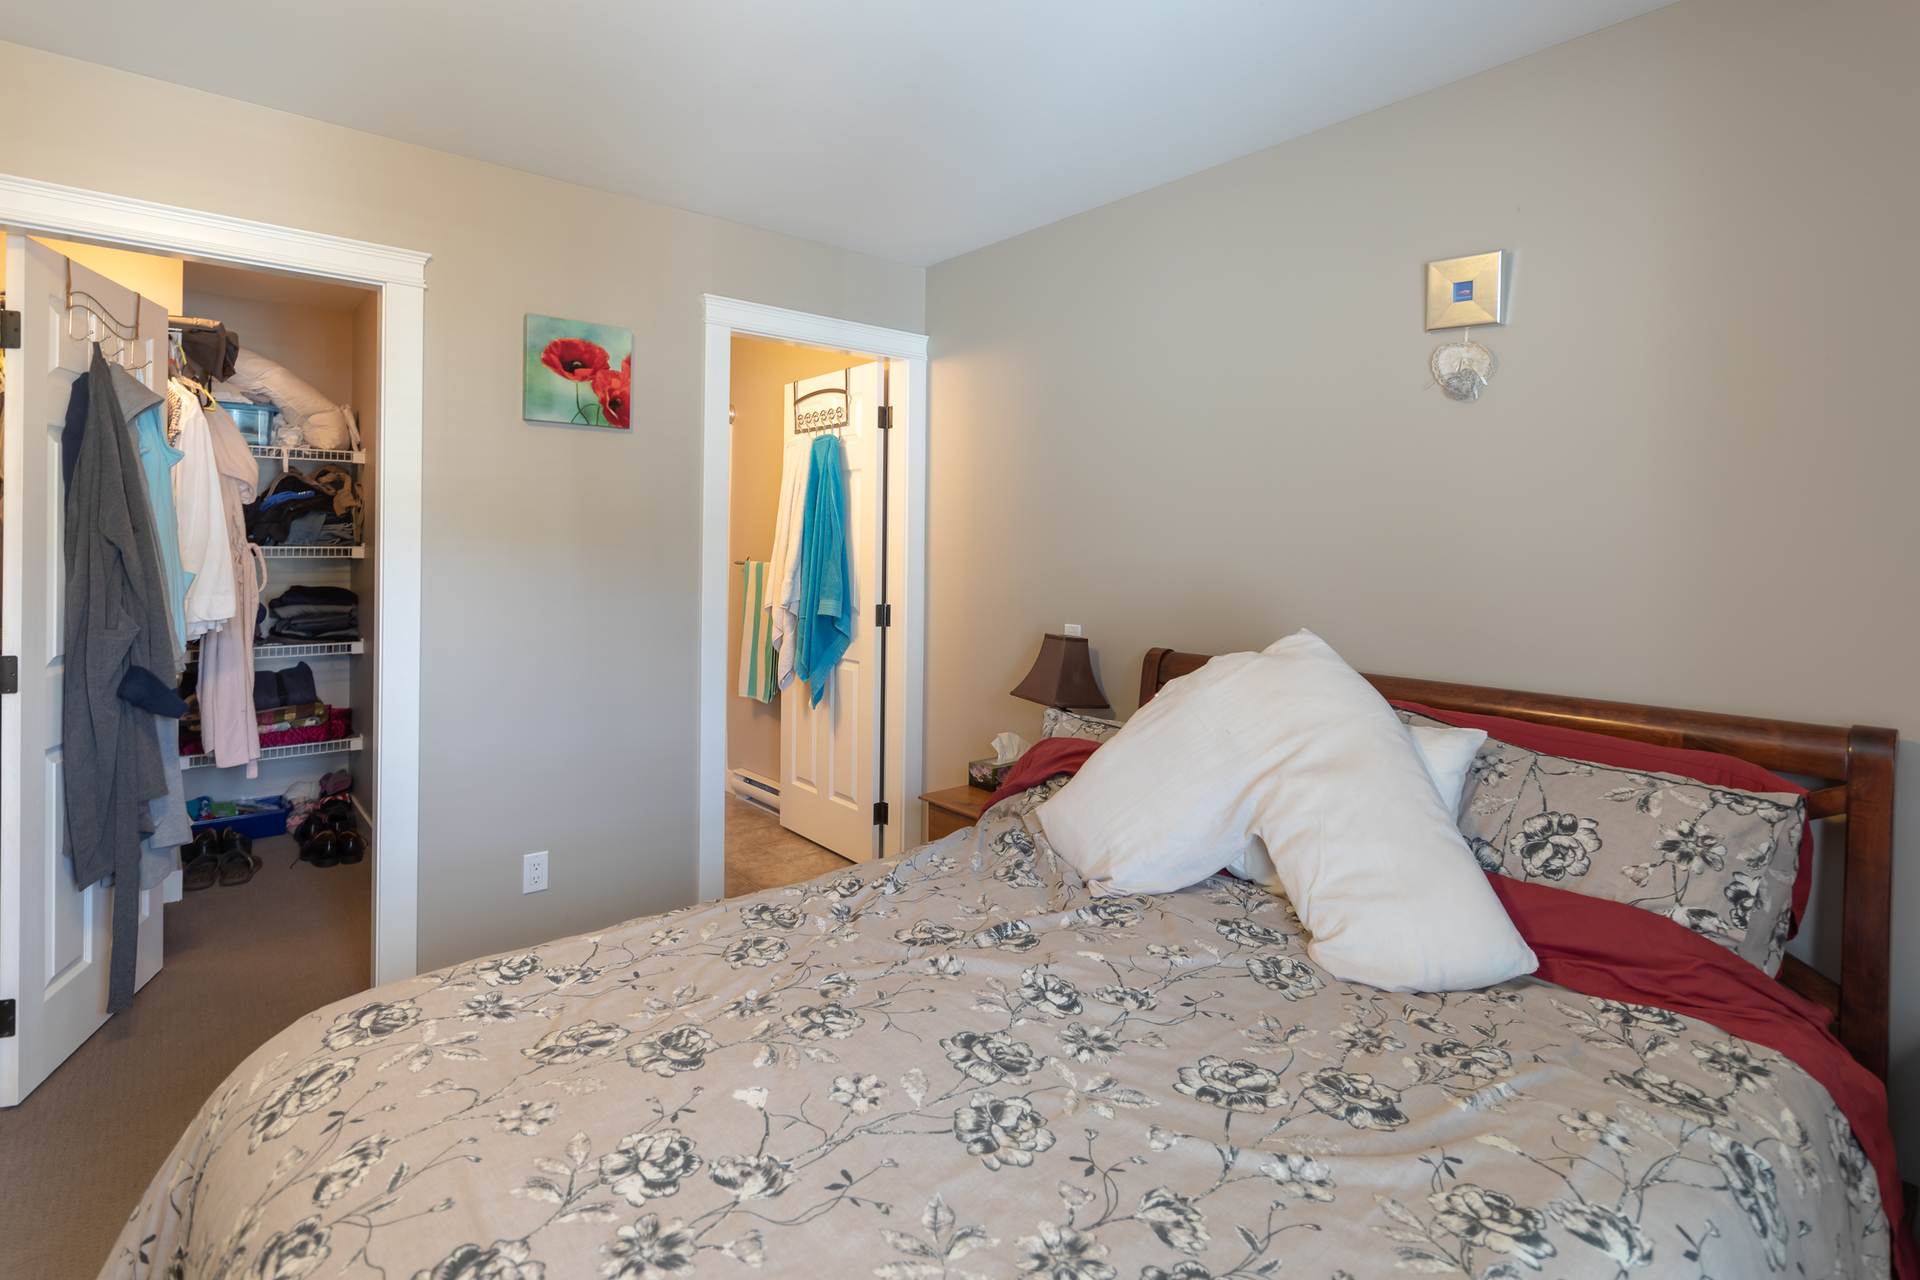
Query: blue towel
794,434,854,707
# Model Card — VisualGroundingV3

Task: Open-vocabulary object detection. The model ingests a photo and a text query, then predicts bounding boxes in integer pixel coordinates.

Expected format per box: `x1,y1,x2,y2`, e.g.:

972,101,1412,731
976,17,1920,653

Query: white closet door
780,365,882,862
1,237,167,1105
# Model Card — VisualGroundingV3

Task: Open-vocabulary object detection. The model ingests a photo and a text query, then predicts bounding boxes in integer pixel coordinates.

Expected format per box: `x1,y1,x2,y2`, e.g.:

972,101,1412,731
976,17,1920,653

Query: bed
106,650,1906,1279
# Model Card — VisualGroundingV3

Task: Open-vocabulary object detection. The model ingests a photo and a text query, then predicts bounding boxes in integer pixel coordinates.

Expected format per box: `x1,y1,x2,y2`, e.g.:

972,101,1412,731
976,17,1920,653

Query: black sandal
183,849,220,891
217,827,261,886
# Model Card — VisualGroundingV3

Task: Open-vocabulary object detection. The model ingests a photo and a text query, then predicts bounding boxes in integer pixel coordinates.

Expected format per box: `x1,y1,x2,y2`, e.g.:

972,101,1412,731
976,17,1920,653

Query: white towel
172,385,236,638
763,432,814,691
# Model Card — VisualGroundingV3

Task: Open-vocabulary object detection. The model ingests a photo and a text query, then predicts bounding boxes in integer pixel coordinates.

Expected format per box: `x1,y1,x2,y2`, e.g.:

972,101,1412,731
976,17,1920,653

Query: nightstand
920,785,991,841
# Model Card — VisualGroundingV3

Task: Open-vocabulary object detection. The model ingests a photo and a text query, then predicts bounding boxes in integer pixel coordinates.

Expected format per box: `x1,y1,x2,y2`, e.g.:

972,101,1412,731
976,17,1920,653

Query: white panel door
1,236,167,1106
780,365,882,861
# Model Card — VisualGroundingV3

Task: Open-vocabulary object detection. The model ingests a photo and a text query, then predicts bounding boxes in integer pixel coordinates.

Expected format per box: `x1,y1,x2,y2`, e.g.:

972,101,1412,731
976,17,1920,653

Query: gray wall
0,39,924,972
924,0,1920,1172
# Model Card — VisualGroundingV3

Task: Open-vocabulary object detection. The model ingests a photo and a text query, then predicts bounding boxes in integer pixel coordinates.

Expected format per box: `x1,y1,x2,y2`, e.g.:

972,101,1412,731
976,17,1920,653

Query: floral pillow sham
1397,708,1806,976
1040,706,1122,742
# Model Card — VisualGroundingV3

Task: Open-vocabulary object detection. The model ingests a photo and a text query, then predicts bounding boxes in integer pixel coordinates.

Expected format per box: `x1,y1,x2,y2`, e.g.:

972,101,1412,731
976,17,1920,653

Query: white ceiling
1,1,1672,266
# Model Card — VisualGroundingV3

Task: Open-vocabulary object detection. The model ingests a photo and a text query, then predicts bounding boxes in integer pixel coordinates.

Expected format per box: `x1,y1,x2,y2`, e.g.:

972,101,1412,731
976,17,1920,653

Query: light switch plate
523,851,549,894
1064,623,1082,636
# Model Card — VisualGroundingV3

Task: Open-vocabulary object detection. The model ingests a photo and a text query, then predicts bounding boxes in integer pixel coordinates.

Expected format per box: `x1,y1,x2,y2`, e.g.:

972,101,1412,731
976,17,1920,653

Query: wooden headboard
1139,648,1899,1080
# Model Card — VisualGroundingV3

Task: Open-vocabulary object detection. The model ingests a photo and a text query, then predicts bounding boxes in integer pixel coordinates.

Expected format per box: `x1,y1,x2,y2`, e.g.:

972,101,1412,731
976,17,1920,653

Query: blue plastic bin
188,795,292,841
216,399,278,445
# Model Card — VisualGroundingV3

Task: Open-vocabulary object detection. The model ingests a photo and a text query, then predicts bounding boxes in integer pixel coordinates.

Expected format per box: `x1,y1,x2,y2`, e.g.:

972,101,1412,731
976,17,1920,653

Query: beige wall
925,0,1920,1173
0,38,923,972
33,236,183,314
179,289,361,406
724,338,876,782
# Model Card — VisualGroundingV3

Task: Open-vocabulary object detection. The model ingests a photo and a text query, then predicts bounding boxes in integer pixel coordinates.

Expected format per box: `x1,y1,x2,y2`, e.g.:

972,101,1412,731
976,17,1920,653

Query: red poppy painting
525,314,634,429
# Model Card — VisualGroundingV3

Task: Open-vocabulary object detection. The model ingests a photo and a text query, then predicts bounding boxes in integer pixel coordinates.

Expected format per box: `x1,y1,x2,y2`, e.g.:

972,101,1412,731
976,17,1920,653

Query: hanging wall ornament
1430,335,1493,402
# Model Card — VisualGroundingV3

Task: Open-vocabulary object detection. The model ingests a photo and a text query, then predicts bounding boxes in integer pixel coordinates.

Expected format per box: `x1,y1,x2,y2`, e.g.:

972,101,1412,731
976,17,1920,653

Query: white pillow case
1224,722,1487,886
227,349,359,450
1037,631,1535,993
1410,724,1489,819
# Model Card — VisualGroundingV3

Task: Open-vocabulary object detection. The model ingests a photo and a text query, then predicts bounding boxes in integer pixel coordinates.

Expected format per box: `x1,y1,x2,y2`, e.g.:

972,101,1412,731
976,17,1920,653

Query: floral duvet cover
107,782,1891,1280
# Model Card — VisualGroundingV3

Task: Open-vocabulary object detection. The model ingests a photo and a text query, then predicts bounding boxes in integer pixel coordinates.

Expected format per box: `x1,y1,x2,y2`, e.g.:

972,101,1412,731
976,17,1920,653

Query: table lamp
1011,633,1111,711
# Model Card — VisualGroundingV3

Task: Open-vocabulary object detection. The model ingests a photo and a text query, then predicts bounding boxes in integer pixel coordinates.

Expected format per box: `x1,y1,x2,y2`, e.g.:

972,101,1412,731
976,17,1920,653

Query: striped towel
737,560,777,703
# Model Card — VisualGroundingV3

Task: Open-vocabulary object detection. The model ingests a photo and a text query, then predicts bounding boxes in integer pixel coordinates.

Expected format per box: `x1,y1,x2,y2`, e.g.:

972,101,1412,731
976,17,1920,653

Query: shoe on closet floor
303,830,342,869
334,829,367,865
183,839,221,892
217,827,261,886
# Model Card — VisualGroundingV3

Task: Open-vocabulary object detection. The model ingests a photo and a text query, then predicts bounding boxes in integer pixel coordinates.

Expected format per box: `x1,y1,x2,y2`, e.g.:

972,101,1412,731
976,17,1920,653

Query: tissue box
968,757,1017,792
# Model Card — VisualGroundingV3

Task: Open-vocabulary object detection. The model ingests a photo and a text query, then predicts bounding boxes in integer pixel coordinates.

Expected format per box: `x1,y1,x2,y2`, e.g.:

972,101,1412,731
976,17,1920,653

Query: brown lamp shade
1011,634,1111,710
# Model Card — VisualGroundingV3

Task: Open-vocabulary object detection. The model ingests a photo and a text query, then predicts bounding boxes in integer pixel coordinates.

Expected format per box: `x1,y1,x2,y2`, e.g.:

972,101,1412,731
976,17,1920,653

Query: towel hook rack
792,368,854,435
65,259,141,343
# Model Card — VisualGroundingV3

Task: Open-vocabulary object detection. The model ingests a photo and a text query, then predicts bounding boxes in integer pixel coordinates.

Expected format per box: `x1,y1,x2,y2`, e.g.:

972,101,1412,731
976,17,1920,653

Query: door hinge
872,801,889,826
0,999,15,1038
876,405,892,430
874,602,891,628
0,310,19,349
0,656,16,695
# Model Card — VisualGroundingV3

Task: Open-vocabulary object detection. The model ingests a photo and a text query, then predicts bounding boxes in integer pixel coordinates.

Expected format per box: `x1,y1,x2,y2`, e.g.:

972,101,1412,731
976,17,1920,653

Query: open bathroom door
778,364,884,862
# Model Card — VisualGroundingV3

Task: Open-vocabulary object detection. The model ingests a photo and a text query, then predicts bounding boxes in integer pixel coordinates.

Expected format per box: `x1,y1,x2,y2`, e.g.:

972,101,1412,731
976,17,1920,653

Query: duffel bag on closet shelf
223,348,359,451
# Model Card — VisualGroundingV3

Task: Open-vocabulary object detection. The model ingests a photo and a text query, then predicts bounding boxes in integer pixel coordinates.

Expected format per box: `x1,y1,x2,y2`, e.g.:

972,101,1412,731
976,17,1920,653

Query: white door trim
699,295,929,900
0,171,430,986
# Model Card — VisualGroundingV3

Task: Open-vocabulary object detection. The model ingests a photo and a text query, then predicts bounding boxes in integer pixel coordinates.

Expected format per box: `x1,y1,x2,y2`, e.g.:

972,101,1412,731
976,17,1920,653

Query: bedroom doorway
699,297,929,901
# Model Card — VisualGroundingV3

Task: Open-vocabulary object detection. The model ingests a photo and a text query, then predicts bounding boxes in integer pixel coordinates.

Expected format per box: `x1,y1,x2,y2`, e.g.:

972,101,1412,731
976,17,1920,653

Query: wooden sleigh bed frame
1139,648,1899,1081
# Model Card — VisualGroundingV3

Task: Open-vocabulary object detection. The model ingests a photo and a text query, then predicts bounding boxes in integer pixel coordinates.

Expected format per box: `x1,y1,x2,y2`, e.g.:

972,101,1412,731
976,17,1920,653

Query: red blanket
985,738,1916,1278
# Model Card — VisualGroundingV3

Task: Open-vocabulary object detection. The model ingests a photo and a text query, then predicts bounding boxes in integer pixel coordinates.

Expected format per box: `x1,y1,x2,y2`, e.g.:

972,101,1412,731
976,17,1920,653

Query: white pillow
1037,631,1535,993
1410,724,1489,819
226,349,357,448
1224,722,1486,886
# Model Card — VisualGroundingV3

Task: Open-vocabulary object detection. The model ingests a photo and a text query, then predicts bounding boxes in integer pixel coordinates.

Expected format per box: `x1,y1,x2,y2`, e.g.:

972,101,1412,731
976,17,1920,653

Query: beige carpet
725,794,856,896
0,834,371,1280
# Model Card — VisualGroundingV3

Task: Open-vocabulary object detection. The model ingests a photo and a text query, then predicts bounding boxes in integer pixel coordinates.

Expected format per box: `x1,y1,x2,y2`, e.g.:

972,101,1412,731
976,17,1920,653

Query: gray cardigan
63,349,175,1012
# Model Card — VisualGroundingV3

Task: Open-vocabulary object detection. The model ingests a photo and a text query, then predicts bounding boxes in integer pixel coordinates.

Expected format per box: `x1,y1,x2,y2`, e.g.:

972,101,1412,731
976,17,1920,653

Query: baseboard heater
728,768,780,815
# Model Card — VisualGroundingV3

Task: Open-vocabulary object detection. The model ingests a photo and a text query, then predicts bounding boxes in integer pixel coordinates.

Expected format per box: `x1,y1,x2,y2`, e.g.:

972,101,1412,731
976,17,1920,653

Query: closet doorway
0,175,426,1106
700,297,929,901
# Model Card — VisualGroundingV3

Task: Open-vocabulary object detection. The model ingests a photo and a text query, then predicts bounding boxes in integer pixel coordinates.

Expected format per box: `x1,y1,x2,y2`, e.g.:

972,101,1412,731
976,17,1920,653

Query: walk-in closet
0,234,384,1106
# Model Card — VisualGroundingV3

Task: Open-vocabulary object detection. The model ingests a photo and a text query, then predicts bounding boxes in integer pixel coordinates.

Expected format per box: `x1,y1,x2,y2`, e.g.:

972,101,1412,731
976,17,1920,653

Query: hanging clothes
115,364,190,667
737,560,776,703
61,369,90,495
794,433,855,707
65,348,179,1013
762,431,814,691
139,715,192,890
171,382,237,639
198,399,266,775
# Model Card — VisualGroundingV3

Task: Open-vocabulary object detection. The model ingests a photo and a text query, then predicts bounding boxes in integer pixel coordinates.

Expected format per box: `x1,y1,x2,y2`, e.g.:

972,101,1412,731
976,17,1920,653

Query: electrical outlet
523,851,549,894
1064,623,1082,636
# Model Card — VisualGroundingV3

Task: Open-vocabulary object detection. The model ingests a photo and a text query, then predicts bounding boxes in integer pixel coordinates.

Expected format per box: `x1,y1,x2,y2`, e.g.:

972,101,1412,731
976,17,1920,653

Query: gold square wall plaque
1425,251,1508,330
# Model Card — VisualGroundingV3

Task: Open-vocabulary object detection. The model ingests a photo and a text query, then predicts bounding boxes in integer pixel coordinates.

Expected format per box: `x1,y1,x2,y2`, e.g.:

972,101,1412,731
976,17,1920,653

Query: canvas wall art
524,314,632,428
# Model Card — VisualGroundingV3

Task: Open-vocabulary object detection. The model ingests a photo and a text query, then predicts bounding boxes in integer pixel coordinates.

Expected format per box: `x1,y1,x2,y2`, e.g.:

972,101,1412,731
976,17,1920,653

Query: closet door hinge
872,801,889,827
876,405,892,430
0,309,20,349
0,999,15,1038
874,603,891,628
0,656,16,695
